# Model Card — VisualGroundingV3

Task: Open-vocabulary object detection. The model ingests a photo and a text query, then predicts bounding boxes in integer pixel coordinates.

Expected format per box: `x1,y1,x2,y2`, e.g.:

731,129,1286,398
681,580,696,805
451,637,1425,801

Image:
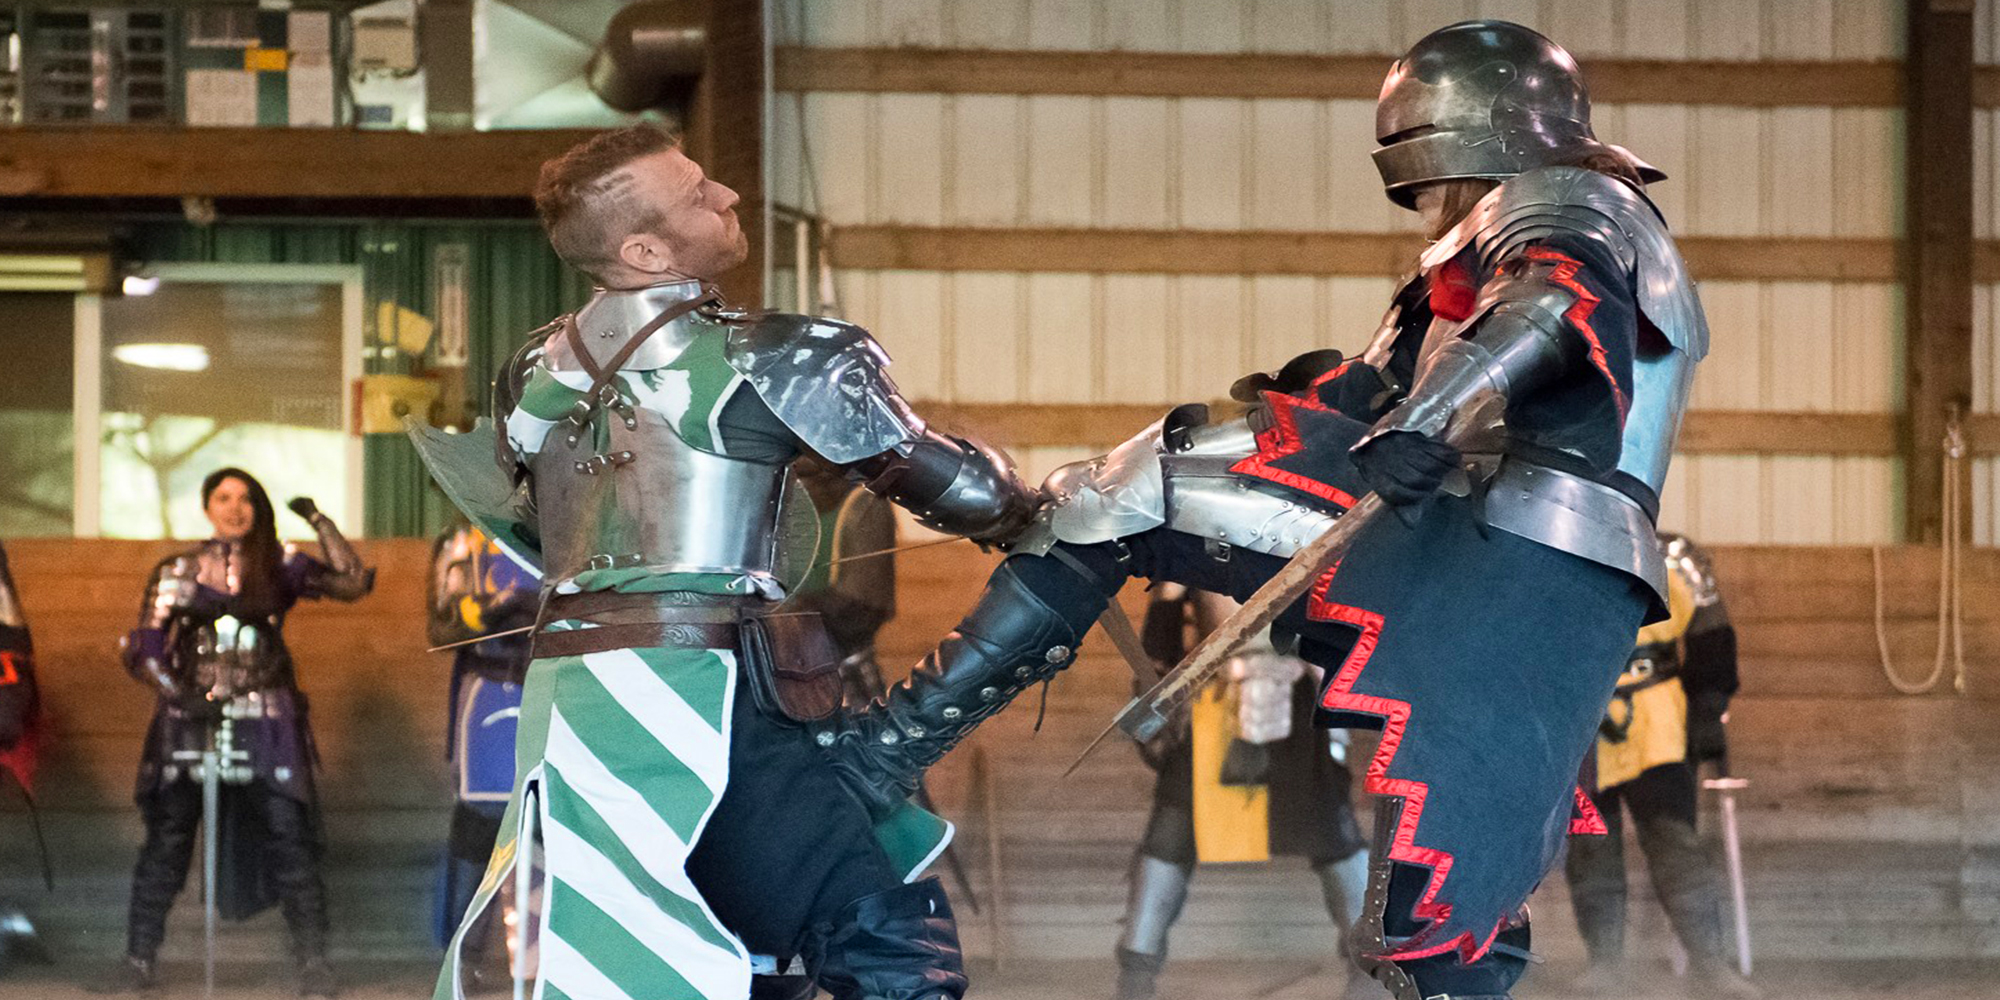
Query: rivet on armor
816,731,835,747
980,687,1000,701
879,731,900,745
1015,666,1031,679
1045,645,1070,662
905,725,927,738
566,434,579,447
942,706,963,720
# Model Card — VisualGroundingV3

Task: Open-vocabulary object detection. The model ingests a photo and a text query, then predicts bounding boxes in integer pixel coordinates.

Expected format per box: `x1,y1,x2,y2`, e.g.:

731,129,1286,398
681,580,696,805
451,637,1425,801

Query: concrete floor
4,957,1999,1000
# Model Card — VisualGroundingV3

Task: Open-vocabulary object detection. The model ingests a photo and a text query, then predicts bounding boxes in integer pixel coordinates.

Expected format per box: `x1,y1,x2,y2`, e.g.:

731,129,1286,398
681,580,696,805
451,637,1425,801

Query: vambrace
124,560,192,696
306,513,376,600
1355,272,1577,450
853,429,1039,545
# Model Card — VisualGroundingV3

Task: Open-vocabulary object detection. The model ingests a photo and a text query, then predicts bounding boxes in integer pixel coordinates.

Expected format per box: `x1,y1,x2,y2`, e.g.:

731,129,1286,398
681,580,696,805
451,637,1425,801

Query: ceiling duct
584,1,706,115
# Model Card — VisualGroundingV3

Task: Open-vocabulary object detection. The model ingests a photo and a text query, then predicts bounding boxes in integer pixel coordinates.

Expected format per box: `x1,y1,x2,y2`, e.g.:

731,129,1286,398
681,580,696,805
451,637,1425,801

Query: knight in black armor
1566,533,1755,997
818,21,1704,1000
0,540,51,977
415,125,1039,1000
95,469,373,997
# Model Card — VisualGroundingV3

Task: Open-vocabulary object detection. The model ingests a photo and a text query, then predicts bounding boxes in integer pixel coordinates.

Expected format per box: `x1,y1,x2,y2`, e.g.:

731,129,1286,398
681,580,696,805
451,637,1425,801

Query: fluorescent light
112,343,211,372
122,275,161,296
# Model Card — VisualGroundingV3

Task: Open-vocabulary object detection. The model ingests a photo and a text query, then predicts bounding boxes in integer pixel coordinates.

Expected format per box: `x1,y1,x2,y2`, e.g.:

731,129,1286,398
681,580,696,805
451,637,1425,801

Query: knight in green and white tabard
418,127,1040,1000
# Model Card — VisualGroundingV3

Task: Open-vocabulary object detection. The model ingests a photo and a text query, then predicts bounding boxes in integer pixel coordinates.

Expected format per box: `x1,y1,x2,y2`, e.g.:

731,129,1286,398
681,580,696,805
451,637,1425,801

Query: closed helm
1371,20,1663,207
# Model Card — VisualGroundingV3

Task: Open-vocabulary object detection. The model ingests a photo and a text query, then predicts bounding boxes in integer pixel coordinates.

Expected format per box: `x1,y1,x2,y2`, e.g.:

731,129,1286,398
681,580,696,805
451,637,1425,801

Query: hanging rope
1873,408,1968,695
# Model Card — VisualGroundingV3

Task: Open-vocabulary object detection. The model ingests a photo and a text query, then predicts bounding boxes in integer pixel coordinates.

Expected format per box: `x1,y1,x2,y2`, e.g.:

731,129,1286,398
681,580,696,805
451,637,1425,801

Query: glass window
0,292,76,536
87,266,360,540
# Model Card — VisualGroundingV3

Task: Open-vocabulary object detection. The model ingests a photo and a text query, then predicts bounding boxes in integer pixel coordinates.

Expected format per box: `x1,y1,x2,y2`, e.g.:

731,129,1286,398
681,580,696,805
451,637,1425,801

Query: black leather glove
1219,738,1271,787
1685,690,1730,764
1350,430,1462,507
1313,361,1395,419
287,496,321,521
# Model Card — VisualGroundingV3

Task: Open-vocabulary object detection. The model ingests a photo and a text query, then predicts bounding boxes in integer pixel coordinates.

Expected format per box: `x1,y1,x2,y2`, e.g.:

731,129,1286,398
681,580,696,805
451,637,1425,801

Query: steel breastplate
530,401,792,588
180,614,288,699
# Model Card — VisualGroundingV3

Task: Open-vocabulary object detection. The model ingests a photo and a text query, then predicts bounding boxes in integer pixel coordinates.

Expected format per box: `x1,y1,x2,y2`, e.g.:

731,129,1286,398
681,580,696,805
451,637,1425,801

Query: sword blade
1117,493,1384,743
823,535,968,568
1718,786,1752,976
202,745,220,1000
428,624,536,654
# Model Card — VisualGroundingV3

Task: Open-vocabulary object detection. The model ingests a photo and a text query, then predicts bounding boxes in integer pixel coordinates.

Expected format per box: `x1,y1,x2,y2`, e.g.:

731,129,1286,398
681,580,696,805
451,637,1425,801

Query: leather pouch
738,612,845,724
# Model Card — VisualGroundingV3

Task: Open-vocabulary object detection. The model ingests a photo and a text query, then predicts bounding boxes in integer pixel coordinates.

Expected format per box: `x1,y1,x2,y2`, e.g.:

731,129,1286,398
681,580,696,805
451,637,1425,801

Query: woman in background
95,468,372,997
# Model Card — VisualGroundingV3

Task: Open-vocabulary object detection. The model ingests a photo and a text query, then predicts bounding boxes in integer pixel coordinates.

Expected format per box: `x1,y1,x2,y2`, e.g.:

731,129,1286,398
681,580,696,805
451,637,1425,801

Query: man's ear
617,233,677,276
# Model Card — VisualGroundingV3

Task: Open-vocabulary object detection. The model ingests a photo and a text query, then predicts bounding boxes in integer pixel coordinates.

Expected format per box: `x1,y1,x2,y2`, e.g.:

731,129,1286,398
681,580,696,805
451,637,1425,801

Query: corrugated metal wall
771,0,1921,545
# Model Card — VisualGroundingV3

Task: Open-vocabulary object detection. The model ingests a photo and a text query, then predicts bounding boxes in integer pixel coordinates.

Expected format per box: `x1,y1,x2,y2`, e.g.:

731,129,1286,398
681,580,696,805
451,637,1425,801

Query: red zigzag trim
1308,561,1505,964
1228,390,1359,510
1520,246,1628,423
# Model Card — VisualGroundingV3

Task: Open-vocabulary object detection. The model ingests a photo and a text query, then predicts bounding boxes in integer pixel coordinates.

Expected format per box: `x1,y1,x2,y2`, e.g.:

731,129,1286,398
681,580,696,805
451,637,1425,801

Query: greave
1316,850,1369,939
816,562,1085,818
1117,854,1191,959
1635,816,1728,968
812,877,967,1000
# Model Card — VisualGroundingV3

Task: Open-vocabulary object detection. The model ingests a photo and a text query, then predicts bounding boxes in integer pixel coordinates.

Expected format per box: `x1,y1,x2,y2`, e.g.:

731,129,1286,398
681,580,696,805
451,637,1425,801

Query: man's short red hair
533,124,678,280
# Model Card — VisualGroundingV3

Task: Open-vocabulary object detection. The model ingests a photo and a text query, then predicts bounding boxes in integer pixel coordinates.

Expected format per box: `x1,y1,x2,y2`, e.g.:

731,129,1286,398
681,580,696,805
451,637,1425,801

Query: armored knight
1566,533,1753,996
425,522,537,964
420,127,1036,1000
100,470,372,997
818,21,1704,1000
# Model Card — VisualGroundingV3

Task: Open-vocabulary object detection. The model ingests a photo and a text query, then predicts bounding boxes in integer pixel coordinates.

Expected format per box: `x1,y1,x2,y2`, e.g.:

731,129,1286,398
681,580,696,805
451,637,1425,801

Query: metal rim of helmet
1371,20,1664,208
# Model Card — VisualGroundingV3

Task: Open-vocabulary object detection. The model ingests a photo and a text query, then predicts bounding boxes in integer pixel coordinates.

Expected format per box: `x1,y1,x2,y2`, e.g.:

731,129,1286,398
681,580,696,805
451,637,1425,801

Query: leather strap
541,589,755,626
562,285,720,398
533,621,739,658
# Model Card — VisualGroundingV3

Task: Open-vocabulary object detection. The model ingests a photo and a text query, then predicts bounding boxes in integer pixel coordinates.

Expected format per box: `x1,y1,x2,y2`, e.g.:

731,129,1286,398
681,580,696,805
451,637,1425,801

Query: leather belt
533,591,768,658
534,621,739,658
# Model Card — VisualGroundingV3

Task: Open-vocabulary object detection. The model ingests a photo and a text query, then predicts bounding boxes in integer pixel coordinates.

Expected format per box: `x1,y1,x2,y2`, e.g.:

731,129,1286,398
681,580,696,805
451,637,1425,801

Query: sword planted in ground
1066,492,1389,775
1705,756,1753,976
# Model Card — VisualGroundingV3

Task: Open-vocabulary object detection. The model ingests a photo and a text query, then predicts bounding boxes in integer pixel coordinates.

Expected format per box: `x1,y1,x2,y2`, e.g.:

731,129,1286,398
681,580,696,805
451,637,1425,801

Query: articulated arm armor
725,314,1039,546
301,509,375,601
1355,257,1581,450
124,557,198,698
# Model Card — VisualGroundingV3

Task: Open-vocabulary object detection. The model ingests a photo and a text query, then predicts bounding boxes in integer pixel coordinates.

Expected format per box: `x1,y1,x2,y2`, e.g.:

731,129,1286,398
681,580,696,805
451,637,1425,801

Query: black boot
1637,817,1760,999
815,562,1088,818
812,877,967,1000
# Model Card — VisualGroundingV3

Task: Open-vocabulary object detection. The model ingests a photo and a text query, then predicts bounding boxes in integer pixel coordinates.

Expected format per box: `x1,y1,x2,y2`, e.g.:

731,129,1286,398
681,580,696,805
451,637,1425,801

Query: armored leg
258,787,336,996
1114,854,1192,1000
810,878,966,1000
1634,815,1760,998
126,782,202,962
1563,793,1628,972
817,556,1104,817
1317,849,1369,938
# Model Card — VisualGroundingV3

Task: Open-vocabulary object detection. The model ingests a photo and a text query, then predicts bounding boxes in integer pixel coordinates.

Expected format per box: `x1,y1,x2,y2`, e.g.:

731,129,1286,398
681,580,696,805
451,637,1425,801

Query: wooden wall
4,536,1997,964
768,0,1928,546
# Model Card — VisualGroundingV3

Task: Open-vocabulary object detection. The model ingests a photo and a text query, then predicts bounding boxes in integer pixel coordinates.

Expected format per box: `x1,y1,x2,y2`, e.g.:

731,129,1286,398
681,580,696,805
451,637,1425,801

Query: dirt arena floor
5,957,2000,999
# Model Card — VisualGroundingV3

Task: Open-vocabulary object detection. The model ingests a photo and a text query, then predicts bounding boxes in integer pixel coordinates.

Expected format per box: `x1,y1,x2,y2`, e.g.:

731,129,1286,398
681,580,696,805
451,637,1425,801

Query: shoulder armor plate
724,314,923,464
1423,166,1708,362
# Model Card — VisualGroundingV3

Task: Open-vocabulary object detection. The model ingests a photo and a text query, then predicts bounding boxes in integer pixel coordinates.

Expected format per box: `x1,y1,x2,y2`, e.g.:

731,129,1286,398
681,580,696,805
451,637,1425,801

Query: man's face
606,147,747,281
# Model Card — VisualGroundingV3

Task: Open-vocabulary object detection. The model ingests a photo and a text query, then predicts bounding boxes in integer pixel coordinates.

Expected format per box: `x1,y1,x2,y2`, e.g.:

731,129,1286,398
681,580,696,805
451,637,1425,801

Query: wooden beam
686,0,766,307
777,47,1916,107
1904,0,1976,544
914,403,1978,457
829,225,1923,282
0,127,597,199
